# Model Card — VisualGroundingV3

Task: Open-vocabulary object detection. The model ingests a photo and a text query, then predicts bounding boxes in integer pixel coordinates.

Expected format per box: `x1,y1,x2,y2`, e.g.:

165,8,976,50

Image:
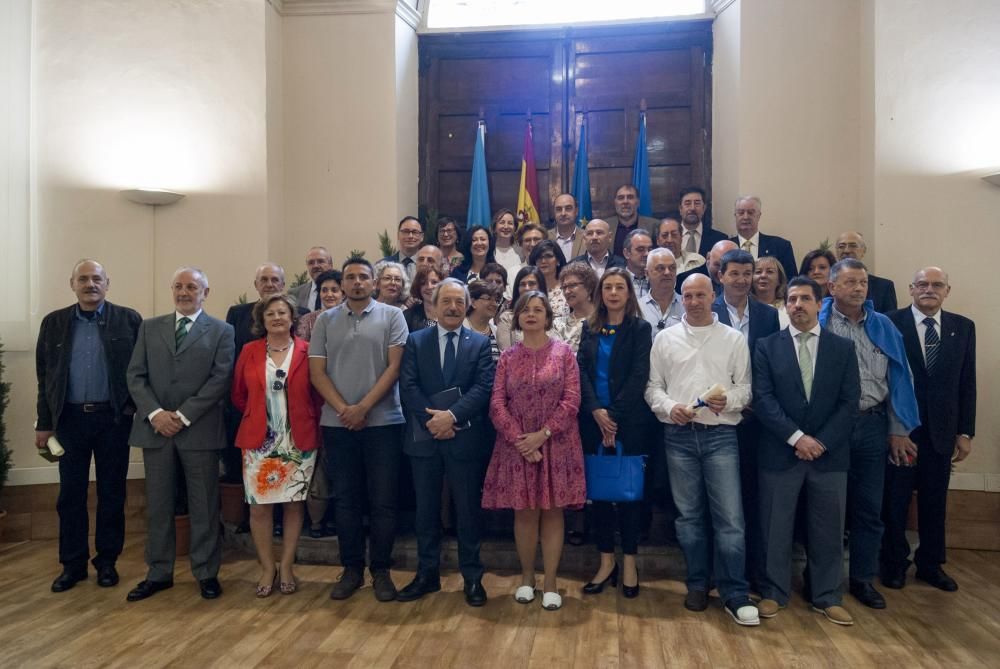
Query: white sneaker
725,598,760,626
514,585,535,603
542,591,562,610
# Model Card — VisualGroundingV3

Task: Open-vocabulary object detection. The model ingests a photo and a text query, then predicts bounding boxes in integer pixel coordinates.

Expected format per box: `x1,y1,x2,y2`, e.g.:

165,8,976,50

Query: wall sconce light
983,173,1000,188
120,188,185,206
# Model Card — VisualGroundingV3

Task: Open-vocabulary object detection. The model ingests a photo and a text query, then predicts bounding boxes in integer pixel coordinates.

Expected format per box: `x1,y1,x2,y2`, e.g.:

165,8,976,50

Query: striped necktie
175,316,191,351
797,331,814,399
923,317,939,374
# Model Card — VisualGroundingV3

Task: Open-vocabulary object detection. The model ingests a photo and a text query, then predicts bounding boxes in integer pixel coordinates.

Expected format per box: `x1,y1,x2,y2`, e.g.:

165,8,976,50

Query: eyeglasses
272,369,286,392
561,281,583,291
912,281,947,290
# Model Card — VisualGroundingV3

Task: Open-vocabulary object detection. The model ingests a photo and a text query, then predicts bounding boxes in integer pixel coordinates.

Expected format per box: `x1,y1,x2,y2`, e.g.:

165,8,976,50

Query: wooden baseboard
945,490,1000,551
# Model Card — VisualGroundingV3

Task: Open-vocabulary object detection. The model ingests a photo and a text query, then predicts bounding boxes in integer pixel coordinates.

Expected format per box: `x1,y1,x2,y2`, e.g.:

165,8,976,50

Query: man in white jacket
645,273,759,626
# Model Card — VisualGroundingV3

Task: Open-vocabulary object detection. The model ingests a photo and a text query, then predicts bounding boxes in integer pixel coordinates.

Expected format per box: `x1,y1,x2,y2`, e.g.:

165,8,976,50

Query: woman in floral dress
232,294,321,597
482,291,586,611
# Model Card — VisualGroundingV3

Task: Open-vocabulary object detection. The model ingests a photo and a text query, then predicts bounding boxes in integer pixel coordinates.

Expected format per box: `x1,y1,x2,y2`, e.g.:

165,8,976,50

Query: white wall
872,0,1000,482
394,13,420,226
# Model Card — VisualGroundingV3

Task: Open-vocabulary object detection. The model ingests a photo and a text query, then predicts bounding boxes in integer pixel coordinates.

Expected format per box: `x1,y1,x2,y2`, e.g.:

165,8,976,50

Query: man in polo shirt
309,256,409,603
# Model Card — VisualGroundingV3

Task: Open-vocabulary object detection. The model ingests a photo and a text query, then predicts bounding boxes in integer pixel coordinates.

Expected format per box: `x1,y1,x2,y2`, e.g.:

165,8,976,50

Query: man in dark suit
35,259,142,592
125,267,235,602
397,278,495,606
570,218,626,278
729,195,797,282
292,246,333,312
712,249,780,592
753,276,861,626
679,186,728,257
881,267,976,592
835,231,897,313
605,184,660,257
677,238,735,294
380,215,424,282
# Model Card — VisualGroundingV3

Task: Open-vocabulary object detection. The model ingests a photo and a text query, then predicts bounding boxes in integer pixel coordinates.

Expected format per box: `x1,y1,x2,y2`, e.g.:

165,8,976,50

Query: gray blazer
293,282,313,311
127,312,235,450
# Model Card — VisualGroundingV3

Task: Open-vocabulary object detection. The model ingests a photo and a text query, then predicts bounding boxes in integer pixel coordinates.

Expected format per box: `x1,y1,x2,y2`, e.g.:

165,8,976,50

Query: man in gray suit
125,267,235,601
293,246,333,312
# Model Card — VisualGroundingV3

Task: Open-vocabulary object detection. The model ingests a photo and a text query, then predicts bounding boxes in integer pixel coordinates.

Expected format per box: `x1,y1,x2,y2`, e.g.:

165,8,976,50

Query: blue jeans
664,424,748,603
847,411,888,583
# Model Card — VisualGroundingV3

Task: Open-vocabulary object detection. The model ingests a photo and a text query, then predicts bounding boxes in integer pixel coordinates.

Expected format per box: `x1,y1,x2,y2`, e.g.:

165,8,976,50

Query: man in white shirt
657,215,706,273
645,273,758,626
571,219,625,278
548,193,585,261
640,248,685,337
730,196,797,283
623,229,653,298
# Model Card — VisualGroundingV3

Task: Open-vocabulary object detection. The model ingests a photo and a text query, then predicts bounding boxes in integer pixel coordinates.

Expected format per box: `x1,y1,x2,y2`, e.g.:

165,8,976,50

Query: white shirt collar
911,304,940,327
436,323,462,339
588,251,610,265
787,322,822,338
175,310,202,324
737,231,760,248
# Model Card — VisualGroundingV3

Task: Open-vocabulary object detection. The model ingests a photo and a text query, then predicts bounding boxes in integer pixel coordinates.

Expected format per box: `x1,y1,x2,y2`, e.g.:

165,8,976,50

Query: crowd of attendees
35,185,976,631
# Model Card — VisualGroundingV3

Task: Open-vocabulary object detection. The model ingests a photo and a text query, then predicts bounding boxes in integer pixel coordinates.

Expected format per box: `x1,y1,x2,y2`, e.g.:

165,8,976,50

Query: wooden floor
1,538,998,668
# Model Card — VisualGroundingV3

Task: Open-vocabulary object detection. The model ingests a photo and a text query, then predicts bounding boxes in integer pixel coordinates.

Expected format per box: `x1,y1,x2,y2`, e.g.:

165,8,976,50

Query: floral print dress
242,343,316,504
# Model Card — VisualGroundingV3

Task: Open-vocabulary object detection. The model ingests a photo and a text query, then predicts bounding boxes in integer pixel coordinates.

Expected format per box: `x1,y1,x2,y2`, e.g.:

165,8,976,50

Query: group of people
35,184,976,630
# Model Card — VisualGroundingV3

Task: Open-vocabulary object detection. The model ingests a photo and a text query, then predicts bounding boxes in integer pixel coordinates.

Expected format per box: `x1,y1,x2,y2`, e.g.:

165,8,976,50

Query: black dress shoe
849,580,886,609
51,569,87,593
96,565,120,588
464,579,488,607
396,574,441,602
582,563,619,595
126,579,174,602
199,577,223,599
622,569,640,599
881,570,906,590
915,567,958,592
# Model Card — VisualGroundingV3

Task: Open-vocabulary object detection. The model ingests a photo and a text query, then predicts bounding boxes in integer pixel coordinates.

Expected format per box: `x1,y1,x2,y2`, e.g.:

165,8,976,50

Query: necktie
313,289,321,311
923,317,939,374
442,331,457,386
742,240,753,253
685,231,697,254
797,331,814,399
175,316,191,351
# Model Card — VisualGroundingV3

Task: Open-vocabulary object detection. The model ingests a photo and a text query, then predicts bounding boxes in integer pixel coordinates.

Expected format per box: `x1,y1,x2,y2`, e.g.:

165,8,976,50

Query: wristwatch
542,427,552,439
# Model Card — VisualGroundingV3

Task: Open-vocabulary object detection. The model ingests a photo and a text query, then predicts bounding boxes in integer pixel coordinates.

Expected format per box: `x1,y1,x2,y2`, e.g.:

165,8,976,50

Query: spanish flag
516,120,541,226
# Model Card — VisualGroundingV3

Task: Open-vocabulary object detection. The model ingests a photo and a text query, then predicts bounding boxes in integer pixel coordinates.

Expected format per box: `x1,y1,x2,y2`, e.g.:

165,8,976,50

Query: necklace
470,321,491,336
266,339,292,353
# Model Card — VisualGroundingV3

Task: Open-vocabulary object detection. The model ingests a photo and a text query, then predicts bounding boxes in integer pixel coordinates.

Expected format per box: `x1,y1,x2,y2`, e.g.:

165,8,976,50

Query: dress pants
56,406,131,571
759,462,847,608
325,425,402,571
142,444,221,582
847,411,889,583
881,436,952,573
592,501,641,555
737,418,763,589
410,447,487,581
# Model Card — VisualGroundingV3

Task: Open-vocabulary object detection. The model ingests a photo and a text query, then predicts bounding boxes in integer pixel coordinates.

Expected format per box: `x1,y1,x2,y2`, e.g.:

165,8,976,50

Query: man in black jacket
834,231,897,313
881,267,976,592
35,259,142,592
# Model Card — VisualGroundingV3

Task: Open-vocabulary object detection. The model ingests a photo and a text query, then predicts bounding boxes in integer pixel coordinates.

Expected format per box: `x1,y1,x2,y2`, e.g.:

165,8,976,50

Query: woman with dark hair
576,268,656,599
451,226,496,283
295,269,343,341
232,294,321,597
464,280,502,362
491,208,522,291
752,256,790,328
799,249,837,298
528,239,570,318
482,291,586,610
496,265,547,351
403,265,444,332
436,216,464,269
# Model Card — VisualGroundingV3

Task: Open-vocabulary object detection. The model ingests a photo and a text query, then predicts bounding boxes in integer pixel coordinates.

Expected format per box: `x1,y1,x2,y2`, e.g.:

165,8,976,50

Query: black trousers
737,419,763,588
592,500,641,555
325,425,402,571
881,437,952,573
410,449,487,581
55,406,131,571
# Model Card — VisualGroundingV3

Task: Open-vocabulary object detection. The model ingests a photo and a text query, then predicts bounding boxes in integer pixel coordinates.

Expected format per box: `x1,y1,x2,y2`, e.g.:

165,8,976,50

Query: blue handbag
584,441,646,502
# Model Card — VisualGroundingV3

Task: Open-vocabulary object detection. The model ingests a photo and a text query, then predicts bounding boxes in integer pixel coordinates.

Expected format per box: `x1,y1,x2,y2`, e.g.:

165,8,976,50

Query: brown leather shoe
757,598,785,618
812,604,854,626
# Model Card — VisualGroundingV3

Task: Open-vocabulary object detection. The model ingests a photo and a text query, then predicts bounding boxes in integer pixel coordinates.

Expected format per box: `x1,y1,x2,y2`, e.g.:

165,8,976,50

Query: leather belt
68,402,112,413
860,403,886,416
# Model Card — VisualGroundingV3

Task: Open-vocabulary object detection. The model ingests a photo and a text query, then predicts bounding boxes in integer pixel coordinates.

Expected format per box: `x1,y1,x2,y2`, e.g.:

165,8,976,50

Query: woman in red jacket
232,294,321,597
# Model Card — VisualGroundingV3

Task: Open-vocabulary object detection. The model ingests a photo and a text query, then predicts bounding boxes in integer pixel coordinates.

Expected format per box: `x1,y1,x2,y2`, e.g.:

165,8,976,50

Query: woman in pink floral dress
482,291,586,611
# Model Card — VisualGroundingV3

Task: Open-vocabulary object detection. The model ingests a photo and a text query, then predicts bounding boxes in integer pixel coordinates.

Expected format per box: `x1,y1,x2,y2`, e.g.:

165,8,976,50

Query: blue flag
632,111,652,217
571,116,592,224
466,121,491,229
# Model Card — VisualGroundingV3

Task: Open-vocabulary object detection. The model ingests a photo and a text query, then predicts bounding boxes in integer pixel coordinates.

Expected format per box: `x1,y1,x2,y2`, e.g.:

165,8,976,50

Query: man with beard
606,184,660,257
678,186,727,257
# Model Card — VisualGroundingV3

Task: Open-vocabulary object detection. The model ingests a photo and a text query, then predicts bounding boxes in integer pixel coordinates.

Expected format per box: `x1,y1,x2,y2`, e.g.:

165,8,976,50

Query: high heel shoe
583,563,619,594
256,566,278,598
622,567,640,599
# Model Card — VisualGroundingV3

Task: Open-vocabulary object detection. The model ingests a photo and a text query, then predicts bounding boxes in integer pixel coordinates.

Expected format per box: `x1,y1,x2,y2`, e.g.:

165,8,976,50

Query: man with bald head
646,273,759,626
835,232,897,313
571,218,626,279
549,193,585,260
729,196,797,282
36,260,143,592
416,244,448,276
882,267,976,592
294,246,333,311
678,239,737,294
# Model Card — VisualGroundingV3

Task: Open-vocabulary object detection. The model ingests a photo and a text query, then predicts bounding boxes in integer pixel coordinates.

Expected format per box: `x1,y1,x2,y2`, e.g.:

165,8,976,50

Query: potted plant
0,339,14,538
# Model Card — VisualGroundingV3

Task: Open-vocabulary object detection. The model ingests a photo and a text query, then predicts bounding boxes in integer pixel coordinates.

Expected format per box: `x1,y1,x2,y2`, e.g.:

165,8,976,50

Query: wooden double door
418,20,713,226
